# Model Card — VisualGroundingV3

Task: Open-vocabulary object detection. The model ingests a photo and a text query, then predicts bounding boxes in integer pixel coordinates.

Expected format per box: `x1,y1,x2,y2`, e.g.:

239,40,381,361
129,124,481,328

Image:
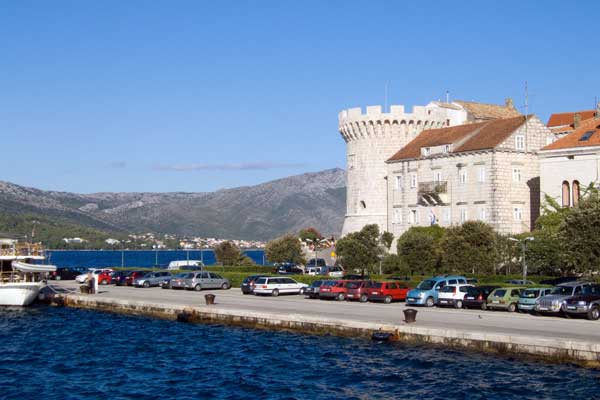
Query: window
579,131,595,141
460,209,468,223
395,175,403,190
442,208,451,224
512,168,521,183
513,207,522,221
459,169,467,185
573,180,580,206
410,210,419,224
360,201,366,209
434,171,442,183
444,144,450,153
479,208,487,221
478,167,486,183
410,174,417,189
562,181,571,207
515,135,525,150
424,147,431,155
393,208,402,224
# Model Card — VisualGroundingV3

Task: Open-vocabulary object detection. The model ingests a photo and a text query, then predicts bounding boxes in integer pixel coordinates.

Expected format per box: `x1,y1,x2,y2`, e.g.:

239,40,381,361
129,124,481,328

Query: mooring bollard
403,308,418,323
205,294,216,305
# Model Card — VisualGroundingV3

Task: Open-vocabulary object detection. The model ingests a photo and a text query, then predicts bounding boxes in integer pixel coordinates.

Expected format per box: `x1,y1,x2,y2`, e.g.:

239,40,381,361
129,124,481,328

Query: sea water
0,307,598,400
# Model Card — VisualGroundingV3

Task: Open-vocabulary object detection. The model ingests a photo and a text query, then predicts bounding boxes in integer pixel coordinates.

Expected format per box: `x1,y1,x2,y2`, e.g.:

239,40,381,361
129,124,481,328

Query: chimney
505,97,514,109
574,113,581,128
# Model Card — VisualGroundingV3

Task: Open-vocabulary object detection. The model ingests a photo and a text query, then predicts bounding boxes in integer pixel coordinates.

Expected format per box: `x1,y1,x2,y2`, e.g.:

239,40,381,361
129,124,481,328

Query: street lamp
509,237,534,283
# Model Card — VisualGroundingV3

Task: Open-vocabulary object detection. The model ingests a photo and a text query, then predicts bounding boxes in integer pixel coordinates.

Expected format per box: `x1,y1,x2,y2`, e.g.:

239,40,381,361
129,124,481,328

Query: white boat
0,234,55,306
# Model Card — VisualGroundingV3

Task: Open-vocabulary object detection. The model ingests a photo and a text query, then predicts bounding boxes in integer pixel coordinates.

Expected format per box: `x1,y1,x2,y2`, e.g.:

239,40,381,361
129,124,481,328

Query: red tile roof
542,118,600,151
387,116,528,162
547,110,596,127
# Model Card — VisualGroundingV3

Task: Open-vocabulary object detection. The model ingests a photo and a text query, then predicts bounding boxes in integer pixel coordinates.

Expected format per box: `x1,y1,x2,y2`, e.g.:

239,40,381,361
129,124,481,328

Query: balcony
418,181,449,206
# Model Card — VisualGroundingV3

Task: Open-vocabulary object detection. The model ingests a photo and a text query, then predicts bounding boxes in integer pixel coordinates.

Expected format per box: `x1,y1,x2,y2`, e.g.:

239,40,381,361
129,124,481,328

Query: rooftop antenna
524,81,529,116
446,90,450,103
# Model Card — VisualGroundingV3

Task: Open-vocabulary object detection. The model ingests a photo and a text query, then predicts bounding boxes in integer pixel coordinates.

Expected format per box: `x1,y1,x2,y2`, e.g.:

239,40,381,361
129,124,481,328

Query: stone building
539,105,600,208
384,115,554,237
338,99,521,236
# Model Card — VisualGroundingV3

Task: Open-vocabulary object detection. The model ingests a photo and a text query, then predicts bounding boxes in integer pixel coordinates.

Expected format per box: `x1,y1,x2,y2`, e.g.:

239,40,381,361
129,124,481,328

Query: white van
167,260,204,270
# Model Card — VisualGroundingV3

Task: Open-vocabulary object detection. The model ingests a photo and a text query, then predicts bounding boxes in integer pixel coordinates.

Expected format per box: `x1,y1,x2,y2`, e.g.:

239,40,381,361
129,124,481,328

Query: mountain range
0,168,346,241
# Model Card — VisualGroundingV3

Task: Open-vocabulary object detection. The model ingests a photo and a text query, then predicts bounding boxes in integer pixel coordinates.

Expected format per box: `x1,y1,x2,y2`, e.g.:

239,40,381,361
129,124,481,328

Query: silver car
162,272,190,289
184,271,231,291
535,281,594,314
134,271,172,288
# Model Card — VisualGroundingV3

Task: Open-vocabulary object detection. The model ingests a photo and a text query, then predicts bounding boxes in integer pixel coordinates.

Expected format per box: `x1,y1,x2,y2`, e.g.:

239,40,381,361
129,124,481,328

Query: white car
436,284,473,308
253,277,308,297
325,266,344,278
75,268,113,283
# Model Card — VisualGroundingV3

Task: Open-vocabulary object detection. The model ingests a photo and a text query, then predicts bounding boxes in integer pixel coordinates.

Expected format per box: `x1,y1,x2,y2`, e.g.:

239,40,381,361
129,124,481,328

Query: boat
0,233,56,306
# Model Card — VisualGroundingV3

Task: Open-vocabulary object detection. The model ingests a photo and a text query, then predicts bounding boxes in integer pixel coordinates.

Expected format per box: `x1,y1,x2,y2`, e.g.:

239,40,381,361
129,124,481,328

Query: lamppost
509,237,534,283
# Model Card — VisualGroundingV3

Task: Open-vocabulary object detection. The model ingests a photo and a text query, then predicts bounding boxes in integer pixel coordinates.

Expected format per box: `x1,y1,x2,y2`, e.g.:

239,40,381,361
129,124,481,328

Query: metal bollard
403,308,418,323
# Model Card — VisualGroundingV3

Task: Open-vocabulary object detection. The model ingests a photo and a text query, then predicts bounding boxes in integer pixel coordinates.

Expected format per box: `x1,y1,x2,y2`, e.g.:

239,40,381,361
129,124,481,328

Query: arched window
562,181,571,207
360,201,366,209
572,180,580,206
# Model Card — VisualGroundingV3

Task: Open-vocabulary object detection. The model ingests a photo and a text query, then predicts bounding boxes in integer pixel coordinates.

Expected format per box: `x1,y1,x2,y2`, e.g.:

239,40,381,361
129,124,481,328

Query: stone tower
338,104,461,236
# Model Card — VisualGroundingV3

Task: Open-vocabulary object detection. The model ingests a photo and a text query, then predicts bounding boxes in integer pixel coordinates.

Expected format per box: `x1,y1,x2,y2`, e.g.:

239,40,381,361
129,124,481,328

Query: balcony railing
418,181,448,194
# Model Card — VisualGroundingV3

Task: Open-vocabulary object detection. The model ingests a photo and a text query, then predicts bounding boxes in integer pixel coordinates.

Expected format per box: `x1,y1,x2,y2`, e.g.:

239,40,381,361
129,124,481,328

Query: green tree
265,234,306,264
441,221,496,274
381,231,394,251
298,227,323,242
214,241,243,266
559,190,600,274
396,226,444,275
335,224,381,274
380,254,410,275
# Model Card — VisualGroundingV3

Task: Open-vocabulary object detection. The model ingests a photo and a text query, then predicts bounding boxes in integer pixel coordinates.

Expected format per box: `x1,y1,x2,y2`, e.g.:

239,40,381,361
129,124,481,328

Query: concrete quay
47,281,600,368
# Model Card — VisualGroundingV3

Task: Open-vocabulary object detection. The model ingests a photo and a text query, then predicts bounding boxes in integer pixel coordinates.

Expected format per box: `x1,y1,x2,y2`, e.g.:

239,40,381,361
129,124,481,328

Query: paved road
51,280,600,344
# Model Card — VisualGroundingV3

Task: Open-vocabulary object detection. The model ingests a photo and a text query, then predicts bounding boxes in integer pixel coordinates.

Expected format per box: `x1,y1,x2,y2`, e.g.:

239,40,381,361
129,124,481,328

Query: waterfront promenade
49,281,600,366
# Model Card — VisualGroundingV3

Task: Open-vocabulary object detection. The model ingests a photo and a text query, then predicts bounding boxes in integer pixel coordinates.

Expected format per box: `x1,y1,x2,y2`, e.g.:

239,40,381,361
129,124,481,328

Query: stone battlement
338,104,444,124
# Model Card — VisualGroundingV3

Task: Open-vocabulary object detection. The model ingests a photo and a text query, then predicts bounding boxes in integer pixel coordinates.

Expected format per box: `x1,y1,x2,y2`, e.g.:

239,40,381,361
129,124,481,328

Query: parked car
367,281,410,304
75,268,113,283
535,281,595,315
48,267,81,281
463,286,501,310
306,258,327,268
275,263,304,275
133,271,172,288
252,277,308,296
121,271,147,286
322,266,344,278
563,285,600,320
97,270,114,285
319,280,350,300
486,287,523,312
436,284,473,308
406,275,467,307
109,270,131,285
304,280,327,299
306,266,322,276
162,272,192,289
505,279,534,285
184,271,231,291
517,287,553,313
167,260,204,271
539,276,579,286
466,278,479,285
241,275,267,294
345,280,374,302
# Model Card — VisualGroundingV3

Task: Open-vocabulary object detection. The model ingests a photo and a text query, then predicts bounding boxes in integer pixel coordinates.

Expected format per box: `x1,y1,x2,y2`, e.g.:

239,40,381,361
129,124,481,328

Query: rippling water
0,307,598,400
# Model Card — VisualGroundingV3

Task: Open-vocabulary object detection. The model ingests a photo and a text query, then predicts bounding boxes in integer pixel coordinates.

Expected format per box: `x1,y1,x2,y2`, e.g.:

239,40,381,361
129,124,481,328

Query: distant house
63,237,87,244
105,238,121,246
547,108,598,139
539,106,600,208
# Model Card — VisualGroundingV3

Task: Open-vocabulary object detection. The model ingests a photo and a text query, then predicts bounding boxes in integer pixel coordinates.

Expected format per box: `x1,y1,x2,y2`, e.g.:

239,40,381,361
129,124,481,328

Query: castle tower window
360,201,367,209
512,168,521,183
513,207,522,221
572,180,580,206
562,181,571,207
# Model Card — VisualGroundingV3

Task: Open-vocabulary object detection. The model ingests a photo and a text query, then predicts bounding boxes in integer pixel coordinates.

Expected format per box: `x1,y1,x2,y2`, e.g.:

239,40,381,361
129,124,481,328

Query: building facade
539,107,600,208
385,115,554,237
338,99,521,236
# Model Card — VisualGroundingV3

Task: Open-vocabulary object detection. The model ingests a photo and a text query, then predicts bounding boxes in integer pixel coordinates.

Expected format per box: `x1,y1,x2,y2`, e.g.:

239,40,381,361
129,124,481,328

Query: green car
486,287,523,312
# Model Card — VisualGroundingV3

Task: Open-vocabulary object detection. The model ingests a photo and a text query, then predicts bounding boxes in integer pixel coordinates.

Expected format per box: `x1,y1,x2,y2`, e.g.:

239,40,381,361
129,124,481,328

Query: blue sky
1,1,598,193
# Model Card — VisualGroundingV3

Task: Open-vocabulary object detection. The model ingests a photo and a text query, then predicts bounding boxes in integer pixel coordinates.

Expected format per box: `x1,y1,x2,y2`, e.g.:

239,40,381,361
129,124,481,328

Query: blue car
406,275,467,307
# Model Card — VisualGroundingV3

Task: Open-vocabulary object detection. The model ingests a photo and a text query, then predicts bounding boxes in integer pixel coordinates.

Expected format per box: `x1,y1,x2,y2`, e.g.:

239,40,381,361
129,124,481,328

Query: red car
124,271,147,286
319,280,351,301
345,280,375,302
97,271,114,285
366,281,410,303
